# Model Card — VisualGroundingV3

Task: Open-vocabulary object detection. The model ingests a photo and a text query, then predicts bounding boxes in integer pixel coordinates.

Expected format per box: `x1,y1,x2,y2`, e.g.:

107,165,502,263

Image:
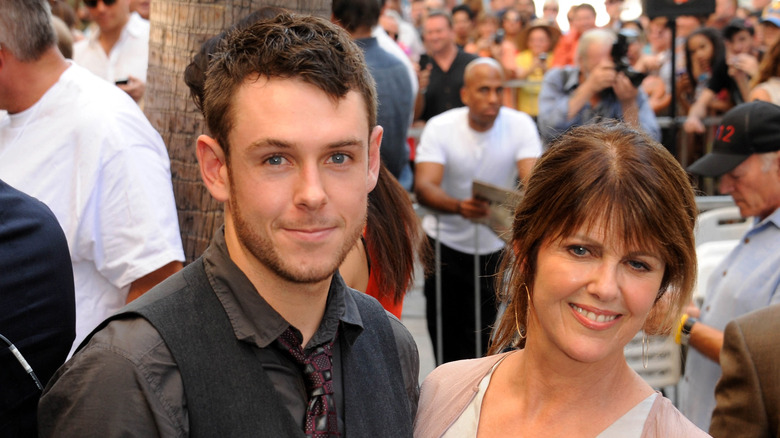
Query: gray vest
91,259,413,437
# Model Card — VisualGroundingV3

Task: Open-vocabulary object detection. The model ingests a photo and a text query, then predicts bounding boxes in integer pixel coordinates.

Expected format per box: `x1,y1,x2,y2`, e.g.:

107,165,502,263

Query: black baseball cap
687,101,780,177
723,18,753,40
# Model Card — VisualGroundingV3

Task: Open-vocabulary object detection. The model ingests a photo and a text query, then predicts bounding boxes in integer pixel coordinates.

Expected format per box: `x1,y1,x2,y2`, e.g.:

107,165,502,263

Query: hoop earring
514,283,530,340
513,304,526,340
641,331,649,369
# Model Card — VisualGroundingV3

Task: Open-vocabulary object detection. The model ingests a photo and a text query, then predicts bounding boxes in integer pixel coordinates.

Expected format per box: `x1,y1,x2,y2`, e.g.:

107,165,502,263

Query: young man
74,0,148,102
39,13,419,437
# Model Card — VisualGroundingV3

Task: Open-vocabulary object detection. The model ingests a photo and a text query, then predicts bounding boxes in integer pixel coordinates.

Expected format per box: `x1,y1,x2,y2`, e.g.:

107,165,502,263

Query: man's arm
127,261,183,303
38,319,185,437
516,158,536,184
632,85,662,141
414,63,431,121
537,68,579,142
709,319,768,437
688,319,725,363
414,162,488,219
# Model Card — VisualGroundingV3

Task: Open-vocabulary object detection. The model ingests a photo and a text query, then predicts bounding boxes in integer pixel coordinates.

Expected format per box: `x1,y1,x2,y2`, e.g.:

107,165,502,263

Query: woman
498,8,525,77
678,27,730,164
678,27,731,115
414,123,708,437
749,38,780,104
465,11,502,59
513,19,559,117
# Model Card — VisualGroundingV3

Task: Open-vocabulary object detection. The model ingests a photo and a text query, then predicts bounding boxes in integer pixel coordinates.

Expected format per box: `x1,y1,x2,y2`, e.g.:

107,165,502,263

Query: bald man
414,58,542,364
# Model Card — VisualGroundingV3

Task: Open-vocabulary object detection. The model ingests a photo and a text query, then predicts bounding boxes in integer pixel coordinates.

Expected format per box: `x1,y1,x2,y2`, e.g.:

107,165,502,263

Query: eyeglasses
83,0,117,8
544,7,559,12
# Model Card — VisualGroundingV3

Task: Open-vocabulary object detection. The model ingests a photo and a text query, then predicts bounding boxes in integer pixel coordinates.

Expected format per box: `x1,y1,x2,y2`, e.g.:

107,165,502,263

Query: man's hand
582,60,617,94
117,75,145,102
458,197,490,219
417,63,432,91
613,72,639,104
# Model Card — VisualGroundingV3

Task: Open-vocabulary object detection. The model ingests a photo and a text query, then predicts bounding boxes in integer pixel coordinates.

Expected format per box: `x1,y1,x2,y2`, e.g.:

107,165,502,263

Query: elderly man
39,12,419,437
74,0,148,102
679,101,780,431
538,28,660,144
415,58,542,364
0,0,183,357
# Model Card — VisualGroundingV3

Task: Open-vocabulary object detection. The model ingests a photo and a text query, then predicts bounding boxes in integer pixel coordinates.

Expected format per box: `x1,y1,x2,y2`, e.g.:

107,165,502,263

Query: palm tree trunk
145,0,331,262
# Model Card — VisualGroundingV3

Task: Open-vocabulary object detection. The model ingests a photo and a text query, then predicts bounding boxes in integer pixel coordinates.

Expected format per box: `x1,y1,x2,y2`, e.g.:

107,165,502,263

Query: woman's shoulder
423,352,511,389
414,353,513,438
642,393,711,437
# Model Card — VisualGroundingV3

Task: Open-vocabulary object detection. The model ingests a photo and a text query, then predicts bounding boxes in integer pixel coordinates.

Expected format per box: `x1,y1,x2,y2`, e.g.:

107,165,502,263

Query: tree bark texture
145,0,332,262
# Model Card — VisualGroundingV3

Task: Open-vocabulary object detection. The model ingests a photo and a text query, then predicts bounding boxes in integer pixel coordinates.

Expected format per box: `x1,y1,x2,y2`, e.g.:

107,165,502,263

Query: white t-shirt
415,106,543,254
74,12,149,84
0,63,184,354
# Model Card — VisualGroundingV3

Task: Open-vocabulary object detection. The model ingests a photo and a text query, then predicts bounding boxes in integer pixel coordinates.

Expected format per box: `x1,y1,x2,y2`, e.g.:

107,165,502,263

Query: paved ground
400,271,437,383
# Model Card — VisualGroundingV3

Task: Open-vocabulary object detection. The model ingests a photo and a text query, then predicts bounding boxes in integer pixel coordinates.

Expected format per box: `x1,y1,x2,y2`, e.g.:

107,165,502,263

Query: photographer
538,28,660,144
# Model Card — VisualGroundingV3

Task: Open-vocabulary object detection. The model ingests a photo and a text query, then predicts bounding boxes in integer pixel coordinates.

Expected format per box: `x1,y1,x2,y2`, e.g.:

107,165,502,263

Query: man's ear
196,135,229,203
367,125,383,192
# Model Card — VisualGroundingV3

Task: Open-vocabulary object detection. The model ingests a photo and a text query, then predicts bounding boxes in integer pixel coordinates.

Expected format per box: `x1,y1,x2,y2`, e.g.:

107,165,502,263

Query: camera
611,30,646,88
494,29,505,44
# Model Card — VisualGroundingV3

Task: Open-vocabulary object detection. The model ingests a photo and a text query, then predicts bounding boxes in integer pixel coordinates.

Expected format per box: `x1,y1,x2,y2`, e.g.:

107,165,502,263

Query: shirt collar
355,37,378,51
86,12,144,47
752,206,780,231
563,66,582,93
202,227,364,349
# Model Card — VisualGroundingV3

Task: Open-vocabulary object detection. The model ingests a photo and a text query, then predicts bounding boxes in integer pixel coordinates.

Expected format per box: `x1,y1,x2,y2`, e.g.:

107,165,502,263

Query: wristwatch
681,316,698,346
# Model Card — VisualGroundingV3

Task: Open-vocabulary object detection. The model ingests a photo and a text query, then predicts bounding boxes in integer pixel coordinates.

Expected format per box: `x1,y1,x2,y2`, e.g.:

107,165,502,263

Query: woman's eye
628,260,650,271
568,246,588,256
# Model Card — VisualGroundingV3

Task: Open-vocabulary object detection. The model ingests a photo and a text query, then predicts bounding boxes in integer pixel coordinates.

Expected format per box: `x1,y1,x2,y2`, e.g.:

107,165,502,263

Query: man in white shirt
0,0,184,355
74,0,148,102
414,58,542,364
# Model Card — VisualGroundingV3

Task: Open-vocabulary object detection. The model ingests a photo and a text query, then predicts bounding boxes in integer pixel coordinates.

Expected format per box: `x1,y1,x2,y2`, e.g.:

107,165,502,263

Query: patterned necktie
277,327,340,437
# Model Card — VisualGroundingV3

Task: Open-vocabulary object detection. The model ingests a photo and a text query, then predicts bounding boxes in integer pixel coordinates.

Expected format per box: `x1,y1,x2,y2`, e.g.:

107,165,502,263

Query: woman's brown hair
489,122,697,354
366,165,431,303
751,37,780,89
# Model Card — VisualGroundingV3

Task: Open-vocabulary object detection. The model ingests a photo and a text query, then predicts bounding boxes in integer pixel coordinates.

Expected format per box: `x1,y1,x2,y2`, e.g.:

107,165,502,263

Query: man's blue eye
268,156,283,165
331,153,346,164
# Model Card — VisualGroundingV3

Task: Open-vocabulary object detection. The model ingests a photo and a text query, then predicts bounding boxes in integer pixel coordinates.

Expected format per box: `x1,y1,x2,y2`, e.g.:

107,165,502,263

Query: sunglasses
84,0,117,8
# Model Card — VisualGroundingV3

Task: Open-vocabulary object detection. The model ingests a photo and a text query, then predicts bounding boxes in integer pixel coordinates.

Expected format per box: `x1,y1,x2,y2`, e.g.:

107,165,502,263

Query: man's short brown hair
202,13,378,158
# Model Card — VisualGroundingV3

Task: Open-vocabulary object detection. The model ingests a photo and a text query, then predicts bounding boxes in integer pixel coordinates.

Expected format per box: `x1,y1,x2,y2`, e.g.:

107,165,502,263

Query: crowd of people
3,0,780,437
